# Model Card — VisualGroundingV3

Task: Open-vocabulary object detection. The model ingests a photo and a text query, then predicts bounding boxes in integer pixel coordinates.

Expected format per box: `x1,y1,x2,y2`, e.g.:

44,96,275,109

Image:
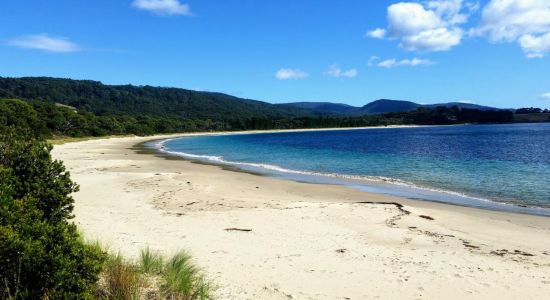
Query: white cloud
426,0,472,25
325,65,358,78
132,0,191,16
7,34,80,53
473,0,550,42
275,68,309,80
519,33,550,58
378,59,399,68
473,0,550,57
540,92,550,101
388,2,443,36
367,56,380,66
401,27,463,51
369,0,477,52
465,1,481,13
377,57,435,68
366,28,386,39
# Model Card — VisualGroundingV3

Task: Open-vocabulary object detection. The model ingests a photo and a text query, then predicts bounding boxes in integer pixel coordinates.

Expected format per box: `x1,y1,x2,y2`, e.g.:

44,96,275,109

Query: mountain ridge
280,99,504,115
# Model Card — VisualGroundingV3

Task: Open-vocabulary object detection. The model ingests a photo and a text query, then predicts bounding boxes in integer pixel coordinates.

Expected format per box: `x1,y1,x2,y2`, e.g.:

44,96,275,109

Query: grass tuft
139,247,164,275
93,247,214,299
162,251,213,300
99,254,142,300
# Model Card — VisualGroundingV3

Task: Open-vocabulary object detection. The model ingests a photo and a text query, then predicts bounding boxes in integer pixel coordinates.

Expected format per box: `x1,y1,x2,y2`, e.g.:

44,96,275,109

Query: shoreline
52,132,550,299
148,130,550,218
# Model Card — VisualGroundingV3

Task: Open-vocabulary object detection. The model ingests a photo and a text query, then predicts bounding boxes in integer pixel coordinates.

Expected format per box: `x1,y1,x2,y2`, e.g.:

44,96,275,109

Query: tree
0,129,105,299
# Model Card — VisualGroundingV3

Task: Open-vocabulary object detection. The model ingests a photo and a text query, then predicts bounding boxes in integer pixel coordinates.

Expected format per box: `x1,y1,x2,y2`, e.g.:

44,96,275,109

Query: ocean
157,123,550,216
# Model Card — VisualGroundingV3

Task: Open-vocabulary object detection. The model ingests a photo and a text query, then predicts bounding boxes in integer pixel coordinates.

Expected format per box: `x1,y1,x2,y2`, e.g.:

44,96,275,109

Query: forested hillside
0,77,523,139
0,97,514,139
0,77,312,120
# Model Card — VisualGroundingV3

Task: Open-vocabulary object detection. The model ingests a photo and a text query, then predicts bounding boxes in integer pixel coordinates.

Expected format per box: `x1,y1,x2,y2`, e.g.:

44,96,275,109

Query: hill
278,102,356,114
0,77,314,121
0,77,508,120
283,99,502,115
423,102,501,111
0,76,519,138
355,99,421,114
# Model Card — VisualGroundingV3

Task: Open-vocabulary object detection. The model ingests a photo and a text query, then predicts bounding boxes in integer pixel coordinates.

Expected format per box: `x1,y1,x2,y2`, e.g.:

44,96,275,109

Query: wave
153,139,550,216
156,141,489,200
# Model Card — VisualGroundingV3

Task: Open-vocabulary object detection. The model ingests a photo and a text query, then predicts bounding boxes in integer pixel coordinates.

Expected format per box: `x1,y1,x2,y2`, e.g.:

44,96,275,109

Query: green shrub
0,129,106,299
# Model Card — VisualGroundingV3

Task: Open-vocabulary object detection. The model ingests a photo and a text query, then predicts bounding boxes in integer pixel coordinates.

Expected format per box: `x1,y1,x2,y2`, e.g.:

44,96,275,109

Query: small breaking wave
153,139,550,216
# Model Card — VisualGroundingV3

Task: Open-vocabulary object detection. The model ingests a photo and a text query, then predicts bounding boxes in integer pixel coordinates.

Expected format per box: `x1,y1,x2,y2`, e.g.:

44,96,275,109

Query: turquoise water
158,124,550,216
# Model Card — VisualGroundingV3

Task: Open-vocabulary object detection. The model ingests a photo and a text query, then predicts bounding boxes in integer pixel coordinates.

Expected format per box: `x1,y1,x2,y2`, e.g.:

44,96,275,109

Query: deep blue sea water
158,124,550,216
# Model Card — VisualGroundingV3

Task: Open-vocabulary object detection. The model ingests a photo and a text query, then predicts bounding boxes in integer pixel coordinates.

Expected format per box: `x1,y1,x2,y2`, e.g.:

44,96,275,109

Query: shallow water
159,124,550,215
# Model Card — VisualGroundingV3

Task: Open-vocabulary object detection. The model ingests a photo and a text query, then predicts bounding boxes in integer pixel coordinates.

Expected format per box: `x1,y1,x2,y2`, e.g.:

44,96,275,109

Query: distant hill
278,102,356,114
423,102,501,111
283,99,502,115
355,99,420,115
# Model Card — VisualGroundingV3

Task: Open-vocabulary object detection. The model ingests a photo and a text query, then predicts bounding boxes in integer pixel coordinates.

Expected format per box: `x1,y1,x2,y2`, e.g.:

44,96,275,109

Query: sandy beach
51,133,550,300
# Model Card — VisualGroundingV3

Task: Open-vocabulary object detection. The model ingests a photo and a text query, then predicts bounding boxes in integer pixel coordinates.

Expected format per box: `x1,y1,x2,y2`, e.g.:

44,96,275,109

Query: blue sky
1,0,549,108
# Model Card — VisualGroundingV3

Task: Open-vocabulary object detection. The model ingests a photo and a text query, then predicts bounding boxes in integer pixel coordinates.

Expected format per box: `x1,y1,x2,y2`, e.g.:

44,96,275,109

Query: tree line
516,107,550,114
1,98,516,139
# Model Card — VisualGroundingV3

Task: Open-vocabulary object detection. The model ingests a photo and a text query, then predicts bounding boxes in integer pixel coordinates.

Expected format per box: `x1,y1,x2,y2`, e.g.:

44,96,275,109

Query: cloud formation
132,0,191,16
7,34,80,53
472,0,550,58
368,0,477,52
275,68,309,80
367,56,380,66
325,65,358,78
377,58,435,68
540,92,550,101
366,28,386,39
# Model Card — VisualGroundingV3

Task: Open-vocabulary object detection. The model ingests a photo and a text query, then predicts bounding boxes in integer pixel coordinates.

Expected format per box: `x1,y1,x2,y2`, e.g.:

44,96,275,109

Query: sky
1,0,549,108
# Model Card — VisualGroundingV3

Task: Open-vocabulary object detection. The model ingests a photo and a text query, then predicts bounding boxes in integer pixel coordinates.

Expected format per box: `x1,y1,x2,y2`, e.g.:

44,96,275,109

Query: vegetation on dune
95,249,213,300
162,251,212,300
0,129,213,299
97,255,142,300
139,247,165,275
0,128,106,299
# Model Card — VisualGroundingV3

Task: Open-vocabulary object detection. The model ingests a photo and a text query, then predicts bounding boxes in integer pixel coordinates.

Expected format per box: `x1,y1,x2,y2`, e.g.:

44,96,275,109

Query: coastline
150,132,550,217
52,131,550,299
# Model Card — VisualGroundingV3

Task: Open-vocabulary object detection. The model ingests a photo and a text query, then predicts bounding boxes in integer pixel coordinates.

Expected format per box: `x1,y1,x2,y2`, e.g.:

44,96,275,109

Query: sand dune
52,134,550,299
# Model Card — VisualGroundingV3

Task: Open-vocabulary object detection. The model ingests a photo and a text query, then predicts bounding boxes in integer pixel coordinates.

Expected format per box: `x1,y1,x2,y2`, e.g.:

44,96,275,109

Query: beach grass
162,251,213,299
99,254,142,300
94,247,213,300
139,247,164,275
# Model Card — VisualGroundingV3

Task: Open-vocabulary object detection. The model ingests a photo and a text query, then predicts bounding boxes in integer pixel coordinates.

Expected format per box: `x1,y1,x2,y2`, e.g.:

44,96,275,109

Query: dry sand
51,133,550,299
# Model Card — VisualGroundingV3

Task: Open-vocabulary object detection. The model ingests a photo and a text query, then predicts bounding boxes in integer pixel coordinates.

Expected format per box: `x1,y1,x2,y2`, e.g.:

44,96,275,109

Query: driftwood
224,228,252,232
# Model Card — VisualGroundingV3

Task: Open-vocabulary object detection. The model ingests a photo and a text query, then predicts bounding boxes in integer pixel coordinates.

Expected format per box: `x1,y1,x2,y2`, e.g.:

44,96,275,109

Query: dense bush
0,129,105,299
0,97,515,141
